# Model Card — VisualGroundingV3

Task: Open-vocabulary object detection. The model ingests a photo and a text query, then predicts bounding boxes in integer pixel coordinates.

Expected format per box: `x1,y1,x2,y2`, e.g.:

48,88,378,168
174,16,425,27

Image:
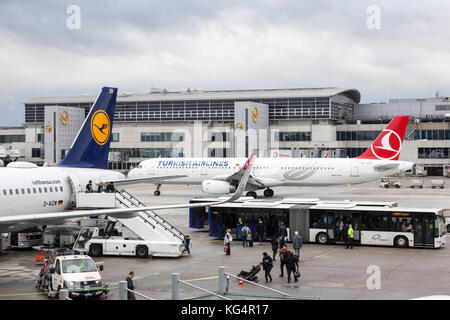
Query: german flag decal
58,200,63,205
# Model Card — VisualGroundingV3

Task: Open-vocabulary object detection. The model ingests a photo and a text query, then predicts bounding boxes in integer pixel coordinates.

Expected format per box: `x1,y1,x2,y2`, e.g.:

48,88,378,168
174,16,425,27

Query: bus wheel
89,244,103,257
315,232,328,245
136,245,149,258
394,236,408,248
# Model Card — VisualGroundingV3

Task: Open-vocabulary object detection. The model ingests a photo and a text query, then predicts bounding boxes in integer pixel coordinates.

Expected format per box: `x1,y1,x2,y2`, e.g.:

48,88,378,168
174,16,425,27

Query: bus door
413,215,435,247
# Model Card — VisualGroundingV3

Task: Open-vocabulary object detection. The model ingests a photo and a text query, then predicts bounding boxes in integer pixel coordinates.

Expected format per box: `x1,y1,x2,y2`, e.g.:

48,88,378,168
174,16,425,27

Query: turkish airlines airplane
0,87,252,233
128,116,413,198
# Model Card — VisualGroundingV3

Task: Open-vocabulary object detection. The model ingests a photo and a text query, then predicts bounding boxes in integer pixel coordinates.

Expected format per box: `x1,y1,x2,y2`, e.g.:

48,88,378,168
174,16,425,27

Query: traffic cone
238,276,244,287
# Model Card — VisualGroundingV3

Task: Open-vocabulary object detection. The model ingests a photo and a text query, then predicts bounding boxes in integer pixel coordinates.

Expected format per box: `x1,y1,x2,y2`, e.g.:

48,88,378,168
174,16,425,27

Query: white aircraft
0,87,253,233
128,116,413,198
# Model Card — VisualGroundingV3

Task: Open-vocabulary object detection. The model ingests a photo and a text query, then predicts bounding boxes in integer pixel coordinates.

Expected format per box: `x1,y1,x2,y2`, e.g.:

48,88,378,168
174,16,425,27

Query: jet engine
201,180,236,195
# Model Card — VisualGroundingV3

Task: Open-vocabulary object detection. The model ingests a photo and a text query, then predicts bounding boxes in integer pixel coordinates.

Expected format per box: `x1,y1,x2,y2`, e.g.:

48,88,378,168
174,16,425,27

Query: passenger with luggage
286,251,300,284
241,224,251,247
262,252,273,283
278,221,288,242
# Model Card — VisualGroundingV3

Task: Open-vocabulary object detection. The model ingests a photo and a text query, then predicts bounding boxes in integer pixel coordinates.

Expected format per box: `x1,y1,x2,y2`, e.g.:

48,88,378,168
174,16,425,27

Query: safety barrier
118,281,154,300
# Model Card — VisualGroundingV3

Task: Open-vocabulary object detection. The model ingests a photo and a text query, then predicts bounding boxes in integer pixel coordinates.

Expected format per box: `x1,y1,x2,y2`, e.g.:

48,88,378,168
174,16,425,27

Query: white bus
308,205,446,248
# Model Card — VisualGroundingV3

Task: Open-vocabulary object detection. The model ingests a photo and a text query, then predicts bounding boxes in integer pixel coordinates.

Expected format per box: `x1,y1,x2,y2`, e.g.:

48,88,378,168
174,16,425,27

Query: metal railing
119,281,154,300
171,273,230,300
116,189,185,242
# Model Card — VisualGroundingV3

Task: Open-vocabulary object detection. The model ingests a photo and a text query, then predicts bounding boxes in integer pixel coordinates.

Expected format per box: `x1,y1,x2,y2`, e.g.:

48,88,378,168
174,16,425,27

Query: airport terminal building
2,87,450,176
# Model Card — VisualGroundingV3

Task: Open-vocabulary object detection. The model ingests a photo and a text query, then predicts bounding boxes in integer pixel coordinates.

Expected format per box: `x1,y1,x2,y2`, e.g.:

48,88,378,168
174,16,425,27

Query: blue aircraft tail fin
56,87,117,169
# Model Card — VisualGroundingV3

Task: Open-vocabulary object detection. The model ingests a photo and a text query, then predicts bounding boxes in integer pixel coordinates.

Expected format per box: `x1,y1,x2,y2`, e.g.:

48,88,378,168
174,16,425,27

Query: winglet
224,153,255,203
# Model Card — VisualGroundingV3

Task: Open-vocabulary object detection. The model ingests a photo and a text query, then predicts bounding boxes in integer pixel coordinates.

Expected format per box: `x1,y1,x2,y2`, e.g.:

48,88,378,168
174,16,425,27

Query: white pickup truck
36,248,107,299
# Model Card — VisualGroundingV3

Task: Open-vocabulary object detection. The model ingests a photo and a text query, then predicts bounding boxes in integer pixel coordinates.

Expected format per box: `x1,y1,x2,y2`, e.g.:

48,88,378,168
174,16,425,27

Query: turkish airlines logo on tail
370,129,402,160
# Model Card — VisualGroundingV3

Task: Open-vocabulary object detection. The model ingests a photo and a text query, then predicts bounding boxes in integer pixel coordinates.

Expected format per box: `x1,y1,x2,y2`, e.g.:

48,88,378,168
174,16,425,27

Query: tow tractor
36,248,108,299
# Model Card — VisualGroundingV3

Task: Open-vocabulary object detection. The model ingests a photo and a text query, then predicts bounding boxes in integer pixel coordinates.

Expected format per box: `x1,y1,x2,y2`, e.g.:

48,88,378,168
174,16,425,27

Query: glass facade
337,131,381,141
141,132,184,142
413,130,450,140
110,147,183,158
0,135,26,143
418,148,449,159
278,132,312,141
24,94,357,124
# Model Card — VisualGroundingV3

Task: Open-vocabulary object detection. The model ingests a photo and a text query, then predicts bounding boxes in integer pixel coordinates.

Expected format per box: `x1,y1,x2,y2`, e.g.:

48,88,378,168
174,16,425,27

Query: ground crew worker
346,224,354,249
85,180,93,193
182,235,191,255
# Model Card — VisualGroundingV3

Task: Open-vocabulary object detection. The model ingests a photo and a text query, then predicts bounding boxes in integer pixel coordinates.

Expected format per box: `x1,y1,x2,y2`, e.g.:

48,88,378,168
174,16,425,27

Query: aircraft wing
107,175,187,186
0,155,254,227
215,153,266,189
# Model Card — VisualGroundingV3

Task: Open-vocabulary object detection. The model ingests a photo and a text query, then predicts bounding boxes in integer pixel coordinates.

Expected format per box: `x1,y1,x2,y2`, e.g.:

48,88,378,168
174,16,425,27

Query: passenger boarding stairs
111,189,186,257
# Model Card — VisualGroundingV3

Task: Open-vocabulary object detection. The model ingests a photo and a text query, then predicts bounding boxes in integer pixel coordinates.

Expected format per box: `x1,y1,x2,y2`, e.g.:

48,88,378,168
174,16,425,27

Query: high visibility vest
348,227,354,238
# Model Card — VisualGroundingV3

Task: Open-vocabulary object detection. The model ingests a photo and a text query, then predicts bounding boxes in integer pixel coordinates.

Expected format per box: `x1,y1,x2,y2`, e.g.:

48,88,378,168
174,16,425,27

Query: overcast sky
1,0,449,125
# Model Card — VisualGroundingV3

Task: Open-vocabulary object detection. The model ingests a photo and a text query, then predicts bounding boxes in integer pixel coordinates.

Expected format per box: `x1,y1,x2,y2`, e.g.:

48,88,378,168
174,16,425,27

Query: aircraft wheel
154,190,161,196
246,191,257,199
263,189,274,197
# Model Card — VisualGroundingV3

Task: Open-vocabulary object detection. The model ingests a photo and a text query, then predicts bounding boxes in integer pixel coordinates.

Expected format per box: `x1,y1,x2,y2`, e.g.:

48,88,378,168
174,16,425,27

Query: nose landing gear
154,184,161,196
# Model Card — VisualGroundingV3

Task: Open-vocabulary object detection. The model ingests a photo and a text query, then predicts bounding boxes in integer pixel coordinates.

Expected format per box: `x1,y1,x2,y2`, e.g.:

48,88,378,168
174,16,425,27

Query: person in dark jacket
292,231,302,258
256,219,265,245
286,251,299,284
126,271,136,300
271,237,279,261
85,180,93,193
262,252,273,283
278,244,288,278
182,235,191,255
278,221,288,241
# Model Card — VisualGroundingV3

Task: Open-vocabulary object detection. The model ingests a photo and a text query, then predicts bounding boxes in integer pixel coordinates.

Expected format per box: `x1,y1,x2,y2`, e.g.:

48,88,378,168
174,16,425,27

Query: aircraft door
351,160,359,177
68,174,83,207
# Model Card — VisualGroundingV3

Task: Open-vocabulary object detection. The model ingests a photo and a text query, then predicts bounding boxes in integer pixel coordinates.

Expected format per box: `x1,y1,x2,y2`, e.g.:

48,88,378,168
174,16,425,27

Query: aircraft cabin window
38,188,42,193
44,187,47,193
49,187,53,192
21,188,25,194
2,190,6,196
15,189,19,195
33,188,36,193
60,186,63,192
27,188,31,194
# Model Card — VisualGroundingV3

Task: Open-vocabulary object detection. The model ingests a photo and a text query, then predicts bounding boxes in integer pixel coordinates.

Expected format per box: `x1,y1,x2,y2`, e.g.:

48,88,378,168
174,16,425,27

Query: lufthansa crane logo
60,110,69,126
371,129,402,160
252,106,259,123
90,110,110,145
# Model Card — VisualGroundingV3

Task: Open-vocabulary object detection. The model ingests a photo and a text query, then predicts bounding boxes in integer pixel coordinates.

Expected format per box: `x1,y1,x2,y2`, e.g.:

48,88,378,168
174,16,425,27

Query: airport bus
193,199,446,249
306,204,446,248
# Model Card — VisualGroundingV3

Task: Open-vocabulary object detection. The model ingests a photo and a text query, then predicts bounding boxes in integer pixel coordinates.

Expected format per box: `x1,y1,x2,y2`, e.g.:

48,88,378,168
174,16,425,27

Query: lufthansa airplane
128,116,413,198
0,87,252,233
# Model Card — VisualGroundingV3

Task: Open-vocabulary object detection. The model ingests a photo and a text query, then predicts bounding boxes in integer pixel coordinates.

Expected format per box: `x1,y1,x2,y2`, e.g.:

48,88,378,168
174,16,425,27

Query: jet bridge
72,189,185,257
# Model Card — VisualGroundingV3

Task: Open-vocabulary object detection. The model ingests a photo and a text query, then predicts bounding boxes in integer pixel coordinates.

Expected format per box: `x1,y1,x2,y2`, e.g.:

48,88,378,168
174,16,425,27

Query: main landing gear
263,188,274,198
245,188,274,199
245,191,257,199
154,184,161,196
